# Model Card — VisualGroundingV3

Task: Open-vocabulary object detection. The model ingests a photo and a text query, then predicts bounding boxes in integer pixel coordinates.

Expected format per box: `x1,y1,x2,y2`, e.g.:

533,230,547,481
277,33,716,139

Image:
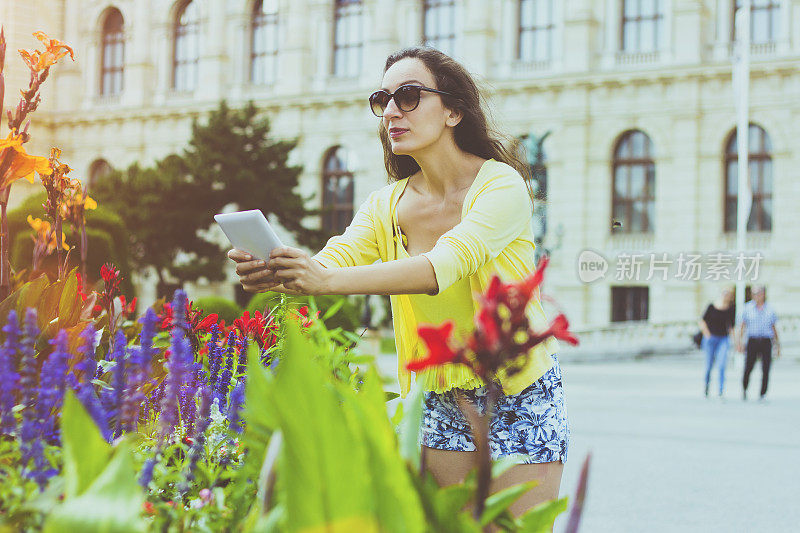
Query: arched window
88,158,113,189
332,0,363,77
100,8,125,96
518,0,555,62
612,130,656,233
724,124,772,232
173,1,199,91
321,147,355,234
251,0,279,85
621,0,664,53
423,0,456,56
733,0,781,44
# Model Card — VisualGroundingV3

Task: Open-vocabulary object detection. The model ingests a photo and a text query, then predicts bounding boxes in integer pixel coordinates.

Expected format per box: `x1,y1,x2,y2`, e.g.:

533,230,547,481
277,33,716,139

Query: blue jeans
702,335,730,395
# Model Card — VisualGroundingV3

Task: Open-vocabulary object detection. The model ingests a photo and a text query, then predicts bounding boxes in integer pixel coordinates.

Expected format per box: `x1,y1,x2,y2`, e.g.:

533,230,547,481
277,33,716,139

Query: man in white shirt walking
735,285,781,401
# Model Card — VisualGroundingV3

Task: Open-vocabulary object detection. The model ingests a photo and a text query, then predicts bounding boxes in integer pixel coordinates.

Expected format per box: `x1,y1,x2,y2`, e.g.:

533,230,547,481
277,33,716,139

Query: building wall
3,0,799,327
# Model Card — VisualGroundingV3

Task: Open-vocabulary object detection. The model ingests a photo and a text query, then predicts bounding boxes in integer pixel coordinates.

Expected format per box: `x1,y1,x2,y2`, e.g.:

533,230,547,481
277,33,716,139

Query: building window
423,0,456,56
333,0,363,77
251,0,279,85
733,0,781,43
88,158,113,190
724,124,773,232
518,0,554,62
611,286,649,322
321,147,354,234
612,130,656,233
173,0,199,91
621,0,663,53
100,8,124,96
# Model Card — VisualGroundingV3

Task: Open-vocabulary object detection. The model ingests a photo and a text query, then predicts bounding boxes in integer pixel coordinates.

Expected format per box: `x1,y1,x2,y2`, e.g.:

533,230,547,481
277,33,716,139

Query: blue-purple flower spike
111,330,127,438
38,331,70,445
18,309,40,467
159,290,191,437
227,380,245,434
0,310,23,433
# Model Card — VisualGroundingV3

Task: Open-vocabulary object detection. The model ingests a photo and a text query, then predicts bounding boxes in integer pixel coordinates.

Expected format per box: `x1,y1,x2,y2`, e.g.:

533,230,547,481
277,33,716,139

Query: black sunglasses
369,84,455,117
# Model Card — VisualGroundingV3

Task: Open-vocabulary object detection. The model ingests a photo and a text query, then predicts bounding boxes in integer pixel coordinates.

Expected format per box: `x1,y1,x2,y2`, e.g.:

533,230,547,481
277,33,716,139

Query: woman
699,287,735,398
228,47,568,517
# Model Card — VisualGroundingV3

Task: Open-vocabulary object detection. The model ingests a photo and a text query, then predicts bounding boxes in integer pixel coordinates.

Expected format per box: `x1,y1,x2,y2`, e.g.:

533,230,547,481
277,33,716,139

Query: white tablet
214,209,284,261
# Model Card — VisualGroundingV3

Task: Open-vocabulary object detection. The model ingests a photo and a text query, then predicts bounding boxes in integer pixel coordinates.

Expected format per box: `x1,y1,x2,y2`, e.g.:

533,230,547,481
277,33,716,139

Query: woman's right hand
227,248,278,293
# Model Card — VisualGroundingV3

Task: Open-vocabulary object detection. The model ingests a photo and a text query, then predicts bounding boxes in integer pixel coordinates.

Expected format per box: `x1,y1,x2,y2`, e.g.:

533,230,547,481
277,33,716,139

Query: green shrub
247,292,364,333
193,296,243,324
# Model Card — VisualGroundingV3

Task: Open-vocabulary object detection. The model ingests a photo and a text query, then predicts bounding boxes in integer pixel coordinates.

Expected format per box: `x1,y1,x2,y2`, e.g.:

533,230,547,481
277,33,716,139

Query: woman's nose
382,95,403,120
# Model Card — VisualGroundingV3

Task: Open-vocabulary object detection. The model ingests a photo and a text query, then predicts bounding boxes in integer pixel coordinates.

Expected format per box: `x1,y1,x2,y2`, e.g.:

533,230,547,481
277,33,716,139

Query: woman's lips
389,128,408,139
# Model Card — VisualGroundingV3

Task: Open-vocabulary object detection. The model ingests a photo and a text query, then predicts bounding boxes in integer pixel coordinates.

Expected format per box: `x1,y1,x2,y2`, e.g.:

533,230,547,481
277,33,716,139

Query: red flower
406,321,464,372
100,263,119,284
76,272,89,302
294,305,320,328
142,501,155,515
119,295,137,318
234,310,278,347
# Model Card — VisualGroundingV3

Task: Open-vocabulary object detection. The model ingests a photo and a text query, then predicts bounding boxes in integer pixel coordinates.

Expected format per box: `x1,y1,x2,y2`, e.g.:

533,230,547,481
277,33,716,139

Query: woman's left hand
262,247,331,296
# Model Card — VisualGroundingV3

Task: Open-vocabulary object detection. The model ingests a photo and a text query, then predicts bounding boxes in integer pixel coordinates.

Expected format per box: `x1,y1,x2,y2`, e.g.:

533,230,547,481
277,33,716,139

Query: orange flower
17,31,74,73
0,133,52,190
27,215,69,252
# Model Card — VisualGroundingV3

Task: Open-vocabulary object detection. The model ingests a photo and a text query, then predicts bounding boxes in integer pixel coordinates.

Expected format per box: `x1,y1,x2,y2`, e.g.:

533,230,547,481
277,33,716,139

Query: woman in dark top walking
699,287,735,397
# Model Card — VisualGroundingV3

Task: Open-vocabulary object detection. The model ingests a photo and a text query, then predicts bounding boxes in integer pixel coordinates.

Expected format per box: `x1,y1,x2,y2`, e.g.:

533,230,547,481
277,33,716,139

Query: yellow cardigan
312,159,559,398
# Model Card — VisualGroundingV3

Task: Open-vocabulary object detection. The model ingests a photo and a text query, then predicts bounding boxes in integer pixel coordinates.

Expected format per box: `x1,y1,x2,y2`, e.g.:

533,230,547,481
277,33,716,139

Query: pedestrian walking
699,287,735,397
735,285,781,401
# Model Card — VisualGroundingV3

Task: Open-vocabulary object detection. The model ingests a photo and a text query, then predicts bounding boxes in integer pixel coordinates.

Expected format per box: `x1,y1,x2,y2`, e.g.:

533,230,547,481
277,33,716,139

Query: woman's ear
445,108,463,128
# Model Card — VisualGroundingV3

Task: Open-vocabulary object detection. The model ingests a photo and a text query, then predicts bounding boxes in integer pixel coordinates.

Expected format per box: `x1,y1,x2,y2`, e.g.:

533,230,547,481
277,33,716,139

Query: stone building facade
2,0,798,329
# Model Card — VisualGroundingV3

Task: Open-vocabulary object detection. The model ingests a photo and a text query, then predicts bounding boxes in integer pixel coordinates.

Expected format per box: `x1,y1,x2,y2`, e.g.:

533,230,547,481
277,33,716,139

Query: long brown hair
378,46,533,194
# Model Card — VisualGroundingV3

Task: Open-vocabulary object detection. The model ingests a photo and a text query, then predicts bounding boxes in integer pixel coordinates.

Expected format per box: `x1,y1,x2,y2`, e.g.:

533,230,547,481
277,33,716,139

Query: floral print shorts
420,355,569,464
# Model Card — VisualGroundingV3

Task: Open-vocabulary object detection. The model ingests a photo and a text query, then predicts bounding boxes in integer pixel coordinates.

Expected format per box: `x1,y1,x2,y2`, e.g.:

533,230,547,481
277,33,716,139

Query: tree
92,100,329,295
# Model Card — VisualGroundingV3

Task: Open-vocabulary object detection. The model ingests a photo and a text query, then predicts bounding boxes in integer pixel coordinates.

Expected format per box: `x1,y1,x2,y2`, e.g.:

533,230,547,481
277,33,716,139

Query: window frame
250,0,279,85
100,8,125,96
723,124,773,233
332,0,364,78
172,0,200,92
619,0,664,53
611,130,656,234
321,147,355,234
517,0,556,62
422,0,457,56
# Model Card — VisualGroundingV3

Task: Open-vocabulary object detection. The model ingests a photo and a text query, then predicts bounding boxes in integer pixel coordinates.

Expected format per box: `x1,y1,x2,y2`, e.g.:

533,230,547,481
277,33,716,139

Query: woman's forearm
321,255,439,296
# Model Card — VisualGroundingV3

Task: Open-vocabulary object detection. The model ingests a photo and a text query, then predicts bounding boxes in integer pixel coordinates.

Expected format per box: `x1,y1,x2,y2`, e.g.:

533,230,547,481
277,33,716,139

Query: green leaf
480,481,539,527
12,275,48,319
517,496,569,532
384,391,400,402
491,454,530,480
321,298,345,320
433,484,473,518
398,378,425,471
60,389,113,497
262,319,375,529
43,438,146,532
57,268,81,328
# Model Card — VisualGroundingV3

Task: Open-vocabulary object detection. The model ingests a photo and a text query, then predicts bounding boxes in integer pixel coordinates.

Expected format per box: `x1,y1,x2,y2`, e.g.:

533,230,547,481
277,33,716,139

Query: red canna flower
405,256,578,379
406,321,465,372
142,501,155,515
294,305,320,328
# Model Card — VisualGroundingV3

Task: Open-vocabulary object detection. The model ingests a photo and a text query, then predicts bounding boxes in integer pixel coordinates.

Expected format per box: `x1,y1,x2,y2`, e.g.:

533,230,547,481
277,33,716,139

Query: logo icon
577,250,608,283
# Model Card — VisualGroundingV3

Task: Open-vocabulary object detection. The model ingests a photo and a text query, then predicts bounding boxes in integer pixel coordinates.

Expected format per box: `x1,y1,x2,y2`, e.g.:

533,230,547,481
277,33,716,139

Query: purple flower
74,381,112,441
37,331,70,445
159,290,192,437
227,381,245,434
0,310,23,433
207,324,221,385
110,330,127,438
181,385,212,494
236,337,247,383
18,309,40,467
74,323,98,381
214,331,236,410
139,456,157,487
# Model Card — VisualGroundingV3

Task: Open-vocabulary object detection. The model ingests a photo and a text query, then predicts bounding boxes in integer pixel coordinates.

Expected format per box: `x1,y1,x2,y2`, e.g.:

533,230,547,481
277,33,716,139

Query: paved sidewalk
554,354,800,533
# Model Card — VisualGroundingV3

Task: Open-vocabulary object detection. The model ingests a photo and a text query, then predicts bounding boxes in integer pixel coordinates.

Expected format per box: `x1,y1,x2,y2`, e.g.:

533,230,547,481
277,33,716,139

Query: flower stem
0,196,9,301
473,379,499,520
